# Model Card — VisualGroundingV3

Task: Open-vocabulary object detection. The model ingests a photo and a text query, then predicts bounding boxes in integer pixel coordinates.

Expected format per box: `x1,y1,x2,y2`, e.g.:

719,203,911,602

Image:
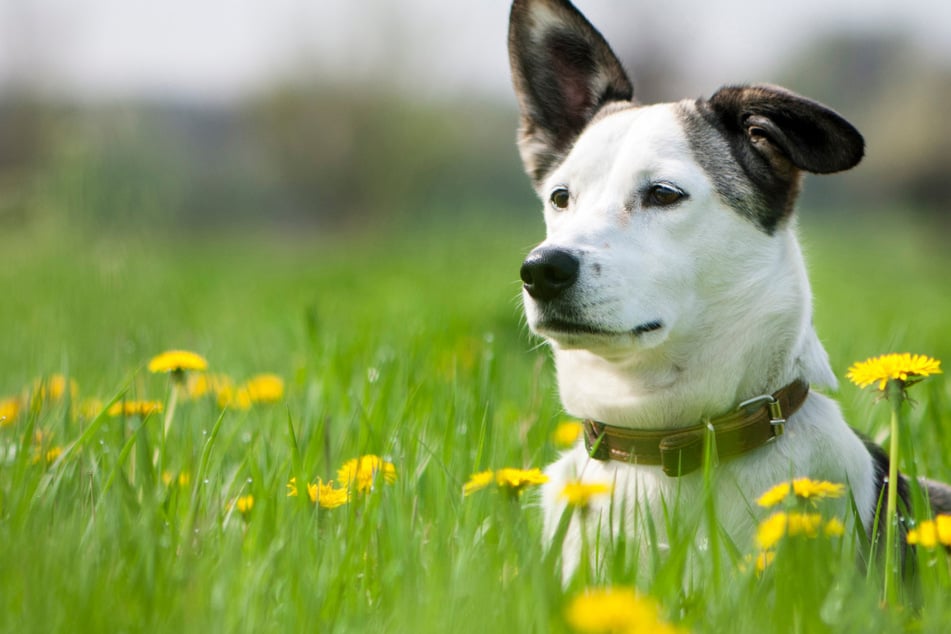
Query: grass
0,212,949,633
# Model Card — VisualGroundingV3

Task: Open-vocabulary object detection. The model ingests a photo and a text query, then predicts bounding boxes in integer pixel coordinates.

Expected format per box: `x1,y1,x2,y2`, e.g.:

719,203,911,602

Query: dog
508,0,951,578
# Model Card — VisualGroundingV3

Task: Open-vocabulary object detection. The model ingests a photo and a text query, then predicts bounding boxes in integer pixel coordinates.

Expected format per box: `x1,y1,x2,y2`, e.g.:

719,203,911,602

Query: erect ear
509,0,634,185
707,84,865,176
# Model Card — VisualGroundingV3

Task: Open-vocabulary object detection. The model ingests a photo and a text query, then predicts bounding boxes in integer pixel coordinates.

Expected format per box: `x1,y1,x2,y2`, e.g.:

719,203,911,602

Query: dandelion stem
160,382,179,477
882,378,904,605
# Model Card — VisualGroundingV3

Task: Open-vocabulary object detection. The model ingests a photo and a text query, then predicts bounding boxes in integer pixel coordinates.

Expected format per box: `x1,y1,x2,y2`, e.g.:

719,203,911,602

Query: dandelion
148,350,209,377
32,445,63,466
741,550,776,575
0,397,20,427
552,421,584,448
31,374,78,403
217,386,252,410
463,469,495,496
560,481,613,510
938,515,951,544
565,587,684,634
907,521,938,548
754,550,776,573
337,455,397,493
756,512,790,551
495,467,549,493
149,349,207,444
848,352,941,603
755,511,843,551
186,373,234,400
108,400,164,418
756,478,845,508
162,471,191,487
78,398,104,420
233,495,254,517
461,467,549,497
314,480,349,509
907,515,951,548
847,353,941,391
243,374,284,404
287,477,349,509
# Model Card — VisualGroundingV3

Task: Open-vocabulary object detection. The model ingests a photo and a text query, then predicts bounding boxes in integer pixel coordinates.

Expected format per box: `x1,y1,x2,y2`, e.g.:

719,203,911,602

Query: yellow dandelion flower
31,444,62,466
756,512,789,550
243,374,285,404
314,480,349,509
0,397,20,427
495,467,549,493
78,398,104,420
755,550,776,573
786,512,823,538
823,517,846,537
757,478,845,508
847,353,941,391
286,477,349,509
936,515,951,545
552,421,584,448
31,374,78,403
287,477,302,497
756,482,792,508
907,520,938,548
757,511,830,550
162,471,191,487
108,400,164,418
186,373,234,400
560,481,613,509
742,550,777,575
792,478,845,501
337,455,397,493
234,494,254,515
906,516,951,548
31,445,63,466
565,587,682,634
148,350,209,374
463,469,496,496
217,385,252,410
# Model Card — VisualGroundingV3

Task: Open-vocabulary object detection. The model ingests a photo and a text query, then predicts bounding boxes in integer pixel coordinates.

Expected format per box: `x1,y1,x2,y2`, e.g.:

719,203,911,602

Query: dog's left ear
508,0,633,185
707,85,865,176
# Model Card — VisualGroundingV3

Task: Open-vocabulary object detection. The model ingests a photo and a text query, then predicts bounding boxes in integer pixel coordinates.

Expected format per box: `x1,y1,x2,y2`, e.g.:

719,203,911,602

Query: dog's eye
646,184,686,207
549,187,571,210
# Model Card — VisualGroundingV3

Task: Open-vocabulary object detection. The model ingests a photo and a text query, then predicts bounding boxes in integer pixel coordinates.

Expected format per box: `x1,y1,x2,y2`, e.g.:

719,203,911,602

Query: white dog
508,0,950,577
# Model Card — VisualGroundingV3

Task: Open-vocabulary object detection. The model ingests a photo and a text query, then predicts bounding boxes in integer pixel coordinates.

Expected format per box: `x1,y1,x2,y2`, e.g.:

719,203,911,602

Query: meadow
1,212,949,633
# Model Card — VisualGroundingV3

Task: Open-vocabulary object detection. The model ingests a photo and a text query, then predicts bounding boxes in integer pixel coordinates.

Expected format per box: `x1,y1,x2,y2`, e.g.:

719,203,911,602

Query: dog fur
507,0,951,578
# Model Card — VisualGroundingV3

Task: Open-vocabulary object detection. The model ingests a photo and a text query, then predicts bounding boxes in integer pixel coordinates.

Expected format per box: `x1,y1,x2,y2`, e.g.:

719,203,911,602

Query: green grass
0,213,949,633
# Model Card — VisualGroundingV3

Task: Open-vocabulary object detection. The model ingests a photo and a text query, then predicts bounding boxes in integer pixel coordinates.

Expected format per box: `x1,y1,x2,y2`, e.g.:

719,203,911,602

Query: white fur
524,103,877,578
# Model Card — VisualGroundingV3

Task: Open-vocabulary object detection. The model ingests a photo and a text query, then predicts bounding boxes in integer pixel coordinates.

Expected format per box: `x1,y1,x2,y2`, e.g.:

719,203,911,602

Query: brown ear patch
709,85,864,175
682,85,864,234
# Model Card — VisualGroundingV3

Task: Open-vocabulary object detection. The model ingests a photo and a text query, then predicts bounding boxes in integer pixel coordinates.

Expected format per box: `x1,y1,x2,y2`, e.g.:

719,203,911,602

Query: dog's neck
552,227,837,431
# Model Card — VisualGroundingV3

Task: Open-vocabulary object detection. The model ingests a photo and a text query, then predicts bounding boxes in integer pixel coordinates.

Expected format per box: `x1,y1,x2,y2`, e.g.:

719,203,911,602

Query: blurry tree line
0,32,948,236
0,90,535,235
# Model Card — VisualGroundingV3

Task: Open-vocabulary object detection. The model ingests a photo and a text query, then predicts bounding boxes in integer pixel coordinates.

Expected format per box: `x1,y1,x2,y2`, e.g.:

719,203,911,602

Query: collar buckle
737,393,786,435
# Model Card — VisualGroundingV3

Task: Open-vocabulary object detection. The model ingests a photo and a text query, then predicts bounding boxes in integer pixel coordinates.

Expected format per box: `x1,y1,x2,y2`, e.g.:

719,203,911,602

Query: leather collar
583,379,810,477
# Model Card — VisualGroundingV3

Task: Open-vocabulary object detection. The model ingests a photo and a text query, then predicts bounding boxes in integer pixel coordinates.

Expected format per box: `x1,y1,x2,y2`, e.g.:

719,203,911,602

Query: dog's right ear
509,0,633,185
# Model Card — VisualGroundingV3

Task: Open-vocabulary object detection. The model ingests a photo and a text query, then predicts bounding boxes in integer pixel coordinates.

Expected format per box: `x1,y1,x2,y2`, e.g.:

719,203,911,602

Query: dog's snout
520,247,580,301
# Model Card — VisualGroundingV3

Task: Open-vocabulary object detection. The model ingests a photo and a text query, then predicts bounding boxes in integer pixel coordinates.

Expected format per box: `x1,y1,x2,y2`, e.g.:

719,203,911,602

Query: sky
2,0,950,104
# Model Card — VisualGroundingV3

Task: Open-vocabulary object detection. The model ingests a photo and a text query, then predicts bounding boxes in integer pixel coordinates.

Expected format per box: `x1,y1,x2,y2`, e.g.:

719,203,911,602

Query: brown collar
583,379,810,477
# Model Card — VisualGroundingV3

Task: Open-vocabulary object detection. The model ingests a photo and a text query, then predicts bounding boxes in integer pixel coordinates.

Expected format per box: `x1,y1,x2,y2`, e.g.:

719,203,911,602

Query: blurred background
2,0,950,239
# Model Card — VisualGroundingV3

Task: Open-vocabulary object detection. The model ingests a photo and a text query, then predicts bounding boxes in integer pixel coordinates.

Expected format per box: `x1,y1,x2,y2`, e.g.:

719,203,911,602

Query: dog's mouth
536,318,664,338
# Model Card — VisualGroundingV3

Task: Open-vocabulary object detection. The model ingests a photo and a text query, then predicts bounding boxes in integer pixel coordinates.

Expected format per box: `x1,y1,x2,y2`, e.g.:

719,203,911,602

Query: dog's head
508,0,864,425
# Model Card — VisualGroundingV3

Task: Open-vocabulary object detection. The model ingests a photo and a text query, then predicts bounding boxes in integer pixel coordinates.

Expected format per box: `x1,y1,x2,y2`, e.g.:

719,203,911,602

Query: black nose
520,247,580,301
